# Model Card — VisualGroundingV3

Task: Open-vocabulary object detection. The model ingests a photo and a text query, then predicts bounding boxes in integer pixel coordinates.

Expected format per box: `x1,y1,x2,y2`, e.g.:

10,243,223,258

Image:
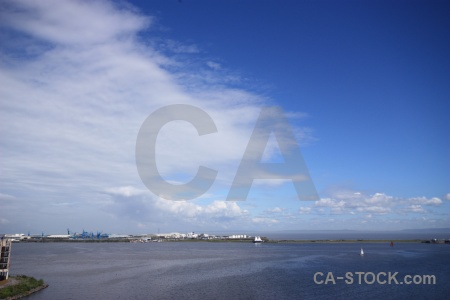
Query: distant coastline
5,228,449,244
12,238,448,244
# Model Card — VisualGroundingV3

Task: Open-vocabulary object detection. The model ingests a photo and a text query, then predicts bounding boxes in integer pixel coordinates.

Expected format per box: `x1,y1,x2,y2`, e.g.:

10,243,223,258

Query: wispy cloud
0,0,150,46
206,61,221,70
105,186,148,198
157,39,200,54
312,191,444,216
102,187,249,231
0,0,315,233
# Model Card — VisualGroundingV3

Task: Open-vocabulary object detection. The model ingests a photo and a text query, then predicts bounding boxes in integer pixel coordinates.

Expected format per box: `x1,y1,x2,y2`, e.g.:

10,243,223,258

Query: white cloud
0,0,150,46
407,205,426,213
312,190,443,217
365,193,393,205
252,178,304,187
251,217,279,225
409,197,442,206
206,61,221,70
1,1,298,201
315,198,346,208
101,191,249,230
445,193,450,201
299,206,312,214
267,207,283,213
106,186,148,198
356,206,391,214
2,0,293,232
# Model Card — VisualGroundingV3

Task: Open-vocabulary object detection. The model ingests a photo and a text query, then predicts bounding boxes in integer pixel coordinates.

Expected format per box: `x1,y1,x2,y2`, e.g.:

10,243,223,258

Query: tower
0,237,12,281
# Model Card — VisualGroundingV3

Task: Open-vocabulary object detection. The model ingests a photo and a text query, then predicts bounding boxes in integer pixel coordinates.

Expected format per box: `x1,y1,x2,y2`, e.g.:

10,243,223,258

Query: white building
186,232,198,239
47,235,71,239
228,234,248,239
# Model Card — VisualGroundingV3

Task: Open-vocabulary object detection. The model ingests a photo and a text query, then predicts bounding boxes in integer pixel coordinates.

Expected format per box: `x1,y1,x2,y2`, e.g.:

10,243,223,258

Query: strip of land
0,276,48,300
14,238,445,243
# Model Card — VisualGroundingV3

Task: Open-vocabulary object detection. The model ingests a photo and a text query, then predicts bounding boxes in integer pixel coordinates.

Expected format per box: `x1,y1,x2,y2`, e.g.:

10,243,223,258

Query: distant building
0,237,12,281
186,232,198,239
4,233,26,241
198,233,210,240
108,234,131,239
228,234,248,239
156,232,185,239
47,235,71,239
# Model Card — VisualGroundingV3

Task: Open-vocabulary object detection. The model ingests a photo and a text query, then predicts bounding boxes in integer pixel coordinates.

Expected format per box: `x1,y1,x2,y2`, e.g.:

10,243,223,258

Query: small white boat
360,248,364,256
253,236,263,243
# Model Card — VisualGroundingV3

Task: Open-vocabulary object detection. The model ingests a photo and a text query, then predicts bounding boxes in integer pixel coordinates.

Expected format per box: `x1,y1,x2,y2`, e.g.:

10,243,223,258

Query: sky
0,0,449,235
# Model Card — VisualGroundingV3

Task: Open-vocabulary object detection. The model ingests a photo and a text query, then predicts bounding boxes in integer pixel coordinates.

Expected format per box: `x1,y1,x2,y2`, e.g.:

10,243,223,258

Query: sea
9,241,450,300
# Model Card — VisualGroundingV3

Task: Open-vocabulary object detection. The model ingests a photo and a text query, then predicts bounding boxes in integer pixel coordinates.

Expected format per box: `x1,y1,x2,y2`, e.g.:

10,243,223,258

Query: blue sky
0,0,449,235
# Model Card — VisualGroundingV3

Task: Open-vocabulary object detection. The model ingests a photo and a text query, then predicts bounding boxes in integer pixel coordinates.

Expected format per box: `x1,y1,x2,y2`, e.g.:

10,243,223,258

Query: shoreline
0,276,48,300
3,284,49,300
12,238,439,244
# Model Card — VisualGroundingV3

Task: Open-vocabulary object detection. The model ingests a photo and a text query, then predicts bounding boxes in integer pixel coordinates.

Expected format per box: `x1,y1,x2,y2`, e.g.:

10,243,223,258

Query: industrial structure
0,237,12,281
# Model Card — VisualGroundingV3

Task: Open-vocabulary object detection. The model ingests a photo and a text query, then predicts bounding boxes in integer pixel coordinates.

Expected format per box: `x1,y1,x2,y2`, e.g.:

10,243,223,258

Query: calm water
9,242,449,299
